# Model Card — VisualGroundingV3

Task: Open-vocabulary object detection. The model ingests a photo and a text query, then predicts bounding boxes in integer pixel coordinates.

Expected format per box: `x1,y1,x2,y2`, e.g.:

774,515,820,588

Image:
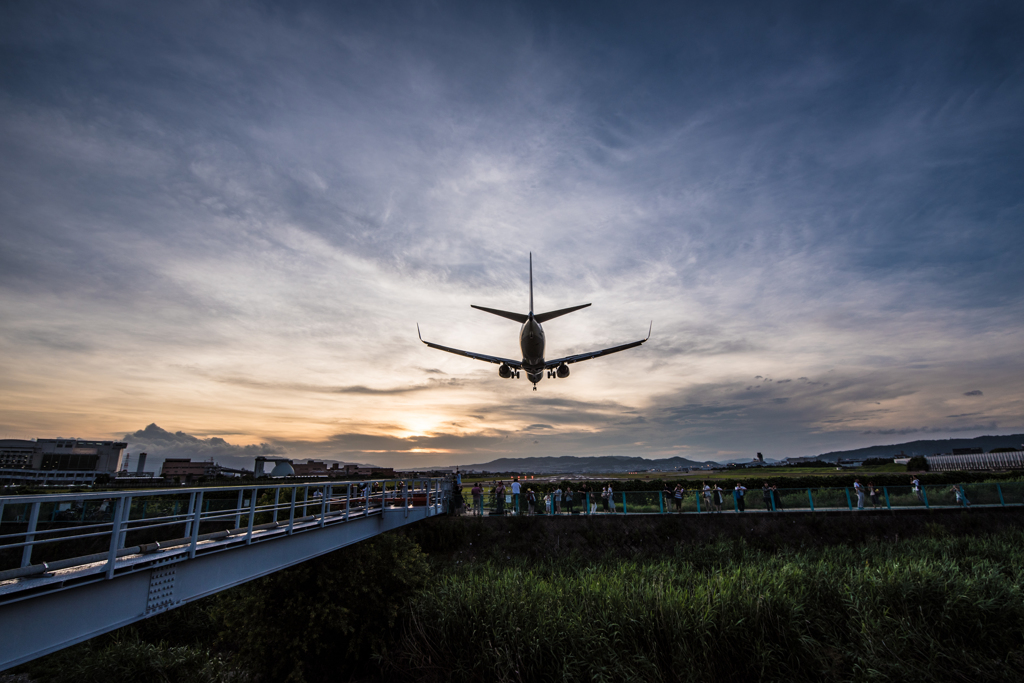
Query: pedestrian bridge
0,479,449,671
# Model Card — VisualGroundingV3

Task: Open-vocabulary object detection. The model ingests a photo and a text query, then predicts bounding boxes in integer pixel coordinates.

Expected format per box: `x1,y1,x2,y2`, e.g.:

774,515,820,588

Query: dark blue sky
1,1,1022,466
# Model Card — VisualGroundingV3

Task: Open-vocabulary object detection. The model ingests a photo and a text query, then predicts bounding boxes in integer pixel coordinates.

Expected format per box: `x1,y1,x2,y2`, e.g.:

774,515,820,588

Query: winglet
646,321,653,341
417,323,423,342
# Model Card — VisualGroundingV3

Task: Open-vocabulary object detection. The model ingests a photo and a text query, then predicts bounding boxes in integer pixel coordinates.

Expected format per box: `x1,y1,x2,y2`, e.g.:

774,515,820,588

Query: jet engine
557,364,570,378
499,364,512,379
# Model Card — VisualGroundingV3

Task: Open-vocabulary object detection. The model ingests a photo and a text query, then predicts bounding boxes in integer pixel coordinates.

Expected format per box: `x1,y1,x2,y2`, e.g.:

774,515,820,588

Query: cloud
124,424,285,470
0,1,1023,467
194,372,465,395
862,422,999,435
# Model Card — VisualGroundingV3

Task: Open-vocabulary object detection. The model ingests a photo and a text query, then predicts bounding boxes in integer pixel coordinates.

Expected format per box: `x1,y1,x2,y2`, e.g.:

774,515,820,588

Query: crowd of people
450,475,972,516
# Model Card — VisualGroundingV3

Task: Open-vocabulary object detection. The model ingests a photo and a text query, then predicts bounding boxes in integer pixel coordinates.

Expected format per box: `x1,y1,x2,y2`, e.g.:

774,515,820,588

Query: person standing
869,482,880,509
762,482,773,511
450,486,464,516
951,484,971,508
854,479,865,510
601,485,610,512
565,487,575,514
554,485,562,514
702,482,712,513
735,483,747,512
673,484,684,512
911,476,924,503
607,484,616,513
584,483,597,513
471,483,482,516
771,485,784,511
511,478,522,515
494,481,506,516
712,484,724,513
526,488,536,515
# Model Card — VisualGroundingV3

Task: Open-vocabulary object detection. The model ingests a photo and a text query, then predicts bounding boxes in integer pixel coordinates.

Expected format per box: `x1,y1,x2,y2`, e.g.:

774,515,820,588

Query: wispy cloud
1,1,1022,465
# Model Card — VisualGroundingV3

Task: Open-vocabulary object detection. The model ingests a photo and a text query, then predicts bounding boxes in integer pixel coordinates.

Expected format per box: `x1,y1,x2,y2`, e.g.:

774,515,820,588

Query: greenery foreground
16,513,1024,683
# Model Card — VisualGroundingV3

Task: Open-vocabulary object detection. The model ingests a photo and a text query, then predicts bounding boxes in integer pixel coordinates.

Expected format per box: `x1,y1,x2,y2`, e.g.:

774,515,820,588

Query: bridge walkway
0,478,450,671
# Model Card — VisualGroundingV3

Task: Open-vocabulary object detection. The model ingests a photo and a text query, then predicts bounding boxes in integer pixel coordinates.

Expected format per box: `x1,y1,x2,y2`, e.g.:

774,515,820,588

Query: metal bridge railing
460,482,1024,516
0,478,447,584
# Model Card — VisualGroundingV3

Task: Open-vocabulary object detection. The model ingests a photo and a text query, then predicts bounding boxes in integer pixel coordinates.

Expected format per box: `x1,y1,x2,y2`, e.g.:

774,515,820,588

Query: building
38,438,126,472
292,460,333,476
0,440,40,469
0,438,126,471
340,464,395,478
0,438,127,485
160,458,223,481
289,461,396,478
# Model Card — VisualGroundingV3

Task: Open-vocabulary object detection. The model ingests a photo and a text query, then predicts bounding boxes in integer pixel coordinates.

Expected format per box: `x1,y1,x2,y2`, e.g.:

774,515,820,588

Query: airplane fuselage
519,315,546,383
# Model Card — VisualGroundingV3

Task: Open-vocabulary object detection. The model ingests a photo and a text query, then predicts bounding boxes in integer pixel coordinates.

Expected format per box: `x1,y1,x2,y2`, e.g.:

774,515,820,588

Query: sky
1,0,1023,470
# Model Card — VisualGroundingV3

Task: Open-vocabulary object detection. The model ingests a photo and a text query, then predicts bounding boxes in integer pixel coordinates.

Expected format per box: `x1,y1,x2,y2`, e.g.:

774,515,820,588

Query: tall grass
390,531,1024,682
23,631,245,683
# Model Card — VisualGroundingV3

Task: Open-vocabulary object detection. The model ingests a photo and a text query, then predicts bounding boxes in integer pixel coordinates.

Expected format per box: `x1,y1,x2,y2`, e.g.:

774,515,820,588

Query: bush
211,531,429,683
24,631,241,683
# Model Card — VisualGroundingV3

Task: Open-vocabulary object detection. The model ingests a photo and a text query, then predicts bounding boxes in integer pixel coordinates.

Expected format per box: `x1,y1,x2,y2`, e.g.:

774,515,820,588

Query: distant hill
458,434,1024,473
808,434,1024,462
460,455,714,474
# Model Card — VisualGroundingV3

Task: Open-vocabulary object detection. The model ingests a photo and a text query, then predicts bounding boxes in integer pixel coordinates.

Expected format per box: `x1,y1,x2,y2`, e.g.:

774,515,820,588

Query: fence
458,482,1024,517
0,479,445,577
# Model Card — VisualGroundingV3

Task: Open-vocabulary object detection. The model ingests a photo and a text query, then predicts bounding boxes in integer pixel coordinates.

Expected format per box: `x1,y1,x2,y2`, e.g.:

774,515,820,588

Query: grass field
20,511,1024,683
390,526,1024,682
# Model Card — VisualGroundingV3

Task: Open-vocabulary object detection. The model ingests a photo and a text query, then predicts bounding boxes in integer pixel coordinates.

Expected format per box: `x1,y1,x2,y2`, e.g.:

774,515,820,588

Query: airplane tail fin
470,254,561,324
534,303,591,323
471,305,528,323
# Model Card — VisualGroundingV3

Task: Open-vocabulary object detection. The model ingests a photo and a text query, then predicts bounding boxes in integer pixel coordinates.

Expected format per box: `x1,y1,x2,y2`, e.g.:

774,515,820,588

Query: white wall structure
926,451,1024,472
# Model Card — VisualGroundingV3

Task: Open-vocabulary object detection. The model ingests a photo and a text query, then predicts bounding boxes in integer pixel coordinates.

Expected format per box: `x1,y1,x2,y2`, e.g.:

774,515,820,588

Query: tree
906,456,929,472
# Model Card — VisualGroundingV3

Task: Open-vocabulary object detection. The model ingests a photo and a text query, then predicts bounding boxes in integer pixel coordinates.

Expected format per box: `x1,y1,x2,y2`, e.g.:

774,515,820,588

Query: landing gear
546,364,569,379
500,364,521,379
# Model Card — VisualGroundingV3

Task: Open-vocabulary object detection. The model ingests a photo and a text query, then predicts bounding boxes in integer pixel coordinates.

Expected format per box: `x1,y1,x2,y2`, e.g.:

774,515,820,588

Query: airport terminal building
0,438,127,485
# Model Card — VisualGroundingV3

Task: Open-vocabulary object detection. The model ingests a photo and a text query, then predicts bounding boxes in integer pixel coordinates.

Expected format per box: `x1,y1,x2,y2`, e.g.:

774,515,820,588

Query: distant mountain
799,434,1024,463
460,455,715,474
458,434,1024,474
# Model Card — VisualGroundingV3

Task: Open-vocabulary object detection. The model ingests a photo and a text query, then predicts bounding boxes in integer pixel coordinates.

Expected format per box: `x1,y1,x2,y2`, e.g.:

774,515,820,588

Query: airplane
417,254,651,390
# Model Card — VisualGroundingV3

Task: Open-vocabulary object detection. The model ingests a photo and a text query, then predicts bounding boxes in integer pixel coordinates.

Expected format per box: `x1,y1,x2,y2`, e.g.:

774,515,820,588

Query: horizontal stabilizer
471,305,528,323
534,303,591,324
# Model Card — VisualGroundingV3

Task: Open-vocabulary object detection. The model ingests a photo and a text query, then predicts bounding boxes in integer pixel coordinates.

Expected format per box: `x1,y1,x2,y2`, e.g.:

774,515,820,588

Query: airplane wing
544,323,651,369
417,324,522,368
